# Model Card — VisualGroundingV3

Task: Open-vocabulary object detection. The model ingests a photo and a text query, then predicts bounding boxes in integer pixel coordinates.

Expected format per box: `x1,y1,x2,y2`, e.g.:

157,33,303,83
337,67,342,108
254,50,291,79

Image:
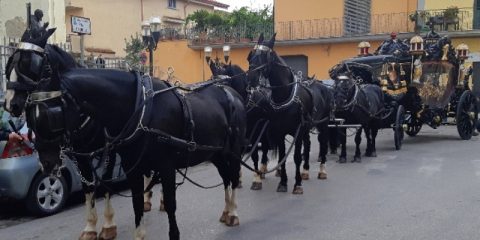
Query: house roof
191,0,229,9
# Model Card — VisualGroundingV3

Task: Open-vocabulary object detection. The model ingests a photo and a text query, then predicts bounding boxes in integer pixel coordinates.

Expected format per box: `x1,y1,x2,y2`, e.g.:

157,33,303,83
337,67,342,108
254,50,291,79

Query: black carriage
329,31,478,151
405,34,478,141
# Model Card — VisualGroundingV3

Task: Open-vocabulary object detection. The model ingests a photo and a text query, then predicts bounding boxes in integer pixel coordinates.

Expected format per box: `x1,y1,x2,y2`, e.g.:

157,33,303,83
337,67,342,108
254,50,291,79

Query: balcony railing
276,7,475,41
186,22,274,46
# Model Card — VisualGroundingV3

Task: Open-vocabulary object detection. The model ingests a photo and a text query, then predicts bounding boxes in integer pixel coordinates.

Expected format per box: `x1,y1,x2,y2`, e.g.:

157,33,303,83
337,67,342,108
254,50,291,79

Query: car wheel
25,173,69,216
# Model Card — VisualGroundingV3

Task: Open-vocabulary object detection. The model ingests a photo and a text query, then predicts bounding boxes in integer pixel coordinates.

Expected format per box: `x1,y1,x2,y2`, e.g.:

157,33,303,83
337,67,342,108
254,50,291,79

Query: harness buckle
187,141,197,152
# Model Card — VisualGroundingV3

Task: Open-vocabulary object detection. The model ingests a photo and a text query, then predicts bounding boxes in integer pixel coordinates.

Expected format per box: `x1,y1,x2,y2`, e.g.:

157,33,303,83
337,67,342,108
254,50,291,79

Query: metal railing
276,7,475,41
186,22,274,45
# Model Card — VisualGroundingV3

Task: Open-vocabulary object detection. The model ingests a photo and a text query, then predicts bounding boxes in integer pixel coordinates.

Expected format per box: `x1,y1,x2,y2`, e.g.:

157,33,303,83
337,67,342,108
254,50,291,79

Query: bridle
6,42,53,92
247,44,301,111
334,76,360,112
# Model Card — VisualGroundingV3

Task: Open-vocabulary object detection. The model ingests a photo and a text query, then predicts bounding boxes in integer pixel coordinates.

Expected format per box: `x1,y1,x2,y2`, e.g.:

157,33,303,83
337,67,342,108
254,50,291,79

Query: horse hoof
318,172,327,179
338,157,347,164
159,200,165,212
352,156,362,163
237,181,243,189
301,172,309,180
250,182,262,190
292,186,304,195
276,184,288,192
365,152,377,157
219,211,228,223
225,216,240,226
98,226,117,240
79,231,97,240
143,202,152,212
275,170,281,177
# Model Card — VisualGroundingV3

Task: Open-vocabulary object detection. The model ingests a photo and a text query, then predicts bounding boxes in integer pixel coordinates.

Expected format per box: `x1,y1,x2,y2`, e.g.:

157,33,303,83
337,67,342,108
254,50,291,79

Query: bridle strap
18,42,45,53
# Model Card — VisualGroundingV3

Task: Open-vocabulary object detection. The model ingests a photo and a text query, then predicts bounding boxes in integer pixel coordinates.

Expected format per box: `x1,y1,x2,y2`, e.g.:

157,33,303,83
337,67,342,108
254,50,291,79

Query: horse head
4,27,59,117
4,27,78,174
246,33,277,89
333,74,357,110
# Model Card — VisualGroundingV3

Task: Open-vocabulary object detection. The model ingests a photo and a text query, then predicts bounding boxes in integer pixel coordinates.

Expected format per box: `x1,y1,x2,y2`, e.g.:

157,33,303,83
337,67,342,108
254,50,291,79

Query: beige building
65,0,228,56
0,0,66,44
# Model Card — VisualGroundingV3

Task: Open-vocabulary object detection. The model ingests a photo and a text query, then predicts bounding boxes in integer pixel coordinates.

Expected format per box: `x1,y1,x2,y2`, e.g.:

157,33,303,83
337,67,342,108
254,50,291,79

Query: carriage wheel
405,112,422,137
456,90,478,140
394,105,405,150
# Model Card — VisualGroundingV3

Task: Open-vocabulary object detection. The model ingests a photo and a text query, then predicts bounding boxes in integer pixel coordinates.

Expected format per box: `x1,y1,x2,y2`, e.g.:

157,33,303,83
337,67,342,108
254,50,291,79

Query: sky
218,0,274,11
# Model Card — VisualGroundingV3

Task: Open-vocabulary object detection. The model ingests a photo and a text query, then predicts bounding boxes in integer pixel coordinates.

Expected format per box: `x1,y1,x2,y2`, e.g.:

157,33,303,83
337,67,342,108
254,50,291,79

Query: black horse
247,33,331,194
3,28,129,240
208,61,274,190
5,28,246,240
331,74,385,163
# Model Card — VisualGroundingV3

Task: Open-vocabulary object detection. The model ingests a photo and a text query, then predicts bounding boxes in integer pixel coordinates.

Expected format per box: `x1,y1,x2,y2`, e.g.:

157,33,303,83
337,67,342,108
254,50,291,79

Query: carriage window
168,0,176,9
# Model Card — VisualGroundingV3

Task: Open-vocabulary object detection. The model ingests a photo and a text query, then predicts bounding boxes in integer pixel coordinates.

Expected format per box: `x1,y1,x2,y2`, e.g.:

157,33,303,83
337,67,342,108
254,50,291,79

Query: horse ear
46,28,56,38
257,33,264,44
267,33,277,49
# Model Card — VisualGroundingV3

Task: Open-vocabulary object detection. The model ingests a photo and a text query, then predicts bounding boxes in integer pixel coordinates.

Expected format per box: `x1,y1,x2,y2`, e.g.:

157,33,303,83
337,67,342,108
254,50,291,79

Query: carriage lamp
357,41,371,56
456,43,469,61
223,45,231,63
204,46,213,63
409,35,424,55
141,17,162,76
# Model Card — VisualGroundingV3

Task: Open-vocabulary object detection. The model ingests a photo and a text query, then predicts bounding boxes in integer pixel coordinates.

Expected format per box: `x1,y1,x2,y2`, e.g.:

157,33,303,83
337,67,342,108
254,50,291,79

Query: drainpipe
141,0,144,21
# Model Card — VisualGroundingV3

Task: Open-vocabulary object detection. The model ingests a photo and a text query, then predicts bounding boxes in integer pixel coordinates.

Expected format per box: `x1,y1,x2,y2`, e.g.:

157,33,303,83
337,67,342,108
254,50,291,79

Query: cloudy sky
219,0,274,11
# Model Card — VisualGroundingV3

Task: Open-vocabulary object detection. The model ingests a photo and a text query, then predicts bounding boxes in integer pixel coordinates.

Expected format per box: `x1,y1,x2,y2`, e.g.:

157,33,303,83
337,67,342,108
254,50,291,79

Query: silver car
0,116,124,216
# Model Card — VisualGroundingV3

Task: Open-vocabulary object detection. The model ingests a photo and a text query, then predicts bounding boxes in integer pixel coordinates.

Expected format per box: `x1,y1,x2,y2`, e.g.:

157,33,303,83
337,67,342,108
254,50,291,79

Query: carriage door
281,55,308,80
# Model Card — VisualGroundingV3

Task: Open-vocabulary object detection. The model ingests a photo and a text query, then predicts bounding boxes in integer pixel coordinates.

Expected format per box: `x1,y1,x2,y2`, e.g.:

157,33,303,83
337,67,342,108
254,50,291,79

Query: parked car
0,112,124,216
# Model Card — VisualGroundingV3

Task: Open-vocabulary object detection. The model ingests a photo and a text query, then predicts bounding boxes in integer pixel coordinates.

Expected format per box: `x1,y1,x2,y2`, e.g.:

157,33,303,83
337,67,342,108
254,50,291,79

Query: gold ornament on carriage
358,41,371,56
409,35,424,55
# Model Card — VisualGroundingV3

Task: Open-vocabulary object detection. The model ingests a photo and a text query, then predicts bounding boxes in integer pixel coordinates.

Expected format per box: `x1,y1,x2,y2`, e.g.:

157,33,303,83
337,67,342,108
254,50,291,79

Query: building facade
152,0,480,83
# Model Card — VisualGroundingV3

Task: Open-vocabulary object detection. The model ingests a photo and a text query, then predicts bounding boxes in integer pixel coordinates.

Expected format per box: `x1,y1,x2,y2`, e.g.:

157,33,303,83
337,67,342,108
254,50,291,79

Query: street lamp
203,45,231,65
142,17,162,76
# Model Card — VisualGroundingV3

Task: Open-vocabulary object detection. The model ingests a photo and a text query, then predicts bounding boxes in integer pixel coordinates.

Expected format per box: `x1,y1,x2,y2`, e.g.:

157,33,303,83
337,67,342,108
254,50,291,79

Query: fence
276,7,475,41
186,22,275,45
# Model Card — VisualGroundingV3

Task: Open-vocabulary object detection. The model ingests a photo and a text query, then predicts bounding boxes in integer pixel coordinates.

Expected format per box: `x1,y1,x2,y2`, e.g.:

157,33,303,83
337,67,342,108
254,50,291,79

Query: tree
124,33,145,72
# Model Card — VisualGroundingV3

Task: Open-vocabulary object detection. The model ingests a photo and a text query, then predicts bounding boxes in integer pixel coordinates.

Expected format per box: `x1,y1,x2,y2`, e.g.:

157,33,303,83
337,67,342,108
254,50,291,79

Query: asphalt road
1,126,479,240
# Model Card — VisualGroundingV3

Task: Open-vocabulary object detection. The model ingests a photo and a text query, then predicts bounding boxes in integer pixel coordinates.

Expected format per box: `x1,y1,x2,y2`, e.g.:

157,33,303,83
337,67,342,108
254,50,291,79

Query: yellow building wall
65,0,218,57
424,0,473,9
154,40,390,83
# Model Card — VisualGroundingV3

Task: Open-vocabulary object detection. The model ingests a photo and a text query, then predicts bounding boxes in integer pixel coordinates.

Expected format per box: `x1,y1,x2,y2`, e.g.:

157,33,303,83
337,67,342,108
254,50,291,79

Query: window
168,0,176,9
343,0,371,35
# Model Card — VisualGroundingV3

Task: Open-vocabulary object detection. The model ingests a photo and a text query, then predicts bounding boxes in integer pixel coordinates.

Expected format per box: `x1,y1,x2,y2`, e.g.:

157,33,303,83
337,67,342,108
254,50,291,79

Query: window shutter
344,0,371,35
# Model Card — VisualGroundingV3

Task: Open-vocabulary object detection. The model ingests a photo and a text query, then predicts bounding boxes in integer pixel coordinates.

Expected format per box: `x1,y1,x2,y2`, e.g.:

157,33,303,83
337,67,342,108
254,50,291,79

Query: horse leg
78,159,98,240
161,163,180,240
143,173,153,212
99,152,118,240
364,127,373,156
338,128,347,163
250,147,262,190
123,166,146,240
214,154,240,226
260,138,269,179
276,139,288,192
353,128,362,163
329,127,338,154
369,127,379,157
301,130,310,180
318,124,328,179
292,131,304,194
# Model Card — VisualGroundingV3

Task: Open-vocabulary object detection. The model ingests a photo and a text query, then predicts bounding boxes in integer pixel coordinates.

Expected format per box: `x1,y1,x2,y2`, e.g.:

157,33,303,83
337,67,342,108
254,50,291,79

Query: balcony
276,7,475,41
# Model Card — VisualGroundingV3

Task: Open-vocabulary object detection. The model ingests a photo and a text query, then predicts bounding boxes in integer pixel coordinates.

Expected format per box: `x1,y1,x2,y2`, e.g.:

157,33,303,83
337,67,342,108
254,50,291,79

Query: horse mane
46,44,81,72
